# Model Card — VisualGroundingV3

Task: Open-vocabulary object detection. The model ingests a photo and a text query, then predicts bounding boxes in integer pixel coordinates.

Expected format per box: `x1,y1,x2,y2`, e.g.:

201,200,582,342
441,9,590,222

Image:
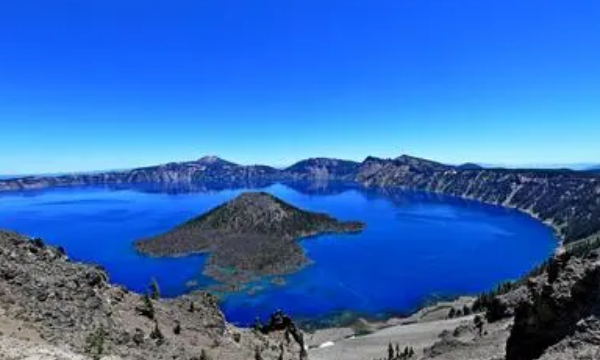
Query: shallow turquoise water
0,182,556,325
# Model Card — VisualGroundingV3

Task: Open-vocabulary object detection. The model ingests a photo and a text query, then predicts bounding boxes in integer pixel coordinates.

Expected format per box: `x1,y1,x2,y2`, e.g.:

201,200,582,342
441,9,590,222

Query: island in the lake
135,192,365,284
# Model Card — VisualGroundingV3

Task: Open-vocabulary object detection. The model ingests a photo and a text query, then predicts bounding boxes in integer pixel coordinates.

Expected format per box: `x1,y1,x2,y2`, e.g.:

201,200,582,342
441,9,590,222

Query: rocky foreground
135,192,364,284
0,230,307,360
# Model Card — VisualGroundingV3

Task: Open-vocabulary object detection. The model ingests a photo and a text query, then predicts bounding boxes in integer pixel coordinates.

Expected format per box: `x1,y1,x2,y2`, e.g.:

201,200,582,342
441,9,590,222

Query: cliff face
505,251,600,360
355,157,600,244
0,230,304,360
284,158,360,180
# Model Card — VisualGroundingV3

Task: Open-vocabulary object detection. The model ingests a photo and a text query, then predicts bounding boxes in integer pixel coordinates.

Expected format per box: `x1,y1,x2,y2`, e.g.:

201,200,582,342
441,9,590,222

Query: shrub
85,326,106,360
137,294,155,320
447,308,456,318
485,297,509,323
149,278,160,300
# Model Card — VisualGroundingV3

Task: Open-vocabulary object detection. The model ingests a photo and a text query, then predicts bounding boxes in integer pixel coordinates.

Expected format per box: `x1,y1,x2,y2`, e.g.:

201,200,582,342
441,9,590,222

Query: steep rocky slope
135,192,364,283
284,158,360,180
0,230,305,360
356,156,600,244
505,251,600,360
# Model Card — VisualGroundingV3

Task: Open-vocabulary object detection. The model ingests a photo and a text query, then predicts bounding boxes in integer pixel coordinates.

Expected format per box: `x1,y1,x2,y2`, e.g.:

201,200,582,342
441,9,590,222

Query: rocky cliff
505,251,600,360
284,158,360,180
355,156,600,244
0,230,305,360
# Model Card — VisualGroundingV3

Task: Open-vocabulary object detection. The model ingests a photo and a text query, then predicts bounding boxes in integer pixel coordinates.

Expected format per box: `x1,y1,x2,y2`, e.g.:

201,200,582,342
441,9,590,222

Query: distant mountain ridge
585,165,600,173
284,157,360,179
1,154,599,247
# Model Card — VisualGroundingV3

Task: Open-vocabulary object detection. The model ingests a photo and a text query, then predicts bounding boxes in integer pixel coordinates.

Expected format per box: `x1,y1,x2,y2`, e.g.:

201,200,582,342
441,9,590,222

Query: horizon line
1,154,598,178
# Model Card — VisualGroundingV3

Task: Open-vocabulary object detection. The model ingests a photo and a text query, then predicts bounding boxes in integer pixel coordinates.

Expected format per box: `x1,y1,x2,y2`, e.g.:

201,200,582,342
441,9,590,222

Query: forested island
135,192,364,283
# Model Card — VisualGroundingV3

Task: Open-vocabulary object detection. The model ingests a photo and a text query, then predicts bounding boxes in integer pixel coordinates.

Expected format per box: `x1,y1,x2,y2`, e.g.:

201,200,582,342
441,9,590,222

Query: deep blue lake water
0,182,556,325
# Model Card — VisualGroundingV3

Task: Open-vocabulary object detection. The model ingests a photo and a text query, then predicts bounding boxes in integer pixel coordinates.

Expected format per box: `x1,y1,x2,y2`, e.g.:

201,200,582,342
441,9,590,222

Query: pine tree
448,308,456,318
149,278,160,300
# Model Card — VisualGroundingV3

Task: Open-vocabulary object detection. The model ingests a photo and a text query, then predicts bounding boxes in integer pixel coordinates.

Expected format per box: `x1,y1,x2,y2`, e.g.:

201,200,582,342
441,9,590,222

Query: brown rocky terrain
505,251,600,360
0,230,306,360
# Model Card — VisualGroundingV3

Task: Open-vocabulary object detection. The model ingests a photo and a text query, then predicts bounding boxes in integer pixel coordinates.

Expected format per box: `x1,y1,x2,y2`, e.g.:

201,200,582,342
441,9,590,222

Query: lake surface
0,182,556,325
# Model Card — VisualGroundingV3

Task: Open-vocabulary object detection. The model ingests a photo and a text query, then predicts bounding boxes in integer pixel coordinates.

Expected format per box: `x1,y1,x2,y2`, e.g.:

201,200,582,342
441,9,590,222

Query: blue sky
0,0,599,174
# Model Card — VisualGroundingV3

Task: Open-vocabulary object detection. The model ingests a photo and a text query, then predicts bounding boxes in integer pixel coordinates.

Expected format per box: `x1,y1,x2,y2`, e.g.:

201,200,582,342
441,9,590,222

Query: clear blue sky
0,0,599,174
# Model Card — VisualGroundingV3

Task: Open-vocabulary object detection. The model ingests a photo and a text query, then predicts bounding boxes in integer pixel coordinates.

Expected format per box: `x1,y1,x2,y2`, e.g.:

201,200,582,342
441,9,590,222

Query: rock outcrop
135,192,364,283
505,251,600,360
0,230,305,360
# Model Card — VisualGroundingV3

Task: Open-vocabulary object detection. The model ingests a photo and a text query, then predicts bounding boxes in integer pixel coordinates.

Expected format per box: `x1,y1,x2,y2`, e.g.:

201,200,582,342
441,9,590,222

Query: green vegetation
376,342,415,360
85,326,106,360
463,305,472,316
137,293,155,320
149,278,160,300
447,305,471,319
472,281,515,313
567,236,600,257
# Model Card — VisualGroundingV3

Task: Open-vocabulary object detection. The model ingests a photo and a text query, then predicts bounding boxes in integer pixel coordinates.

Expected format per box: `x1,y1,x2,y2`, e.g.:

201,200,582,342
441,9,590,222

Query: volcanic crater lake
0,182,556,325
